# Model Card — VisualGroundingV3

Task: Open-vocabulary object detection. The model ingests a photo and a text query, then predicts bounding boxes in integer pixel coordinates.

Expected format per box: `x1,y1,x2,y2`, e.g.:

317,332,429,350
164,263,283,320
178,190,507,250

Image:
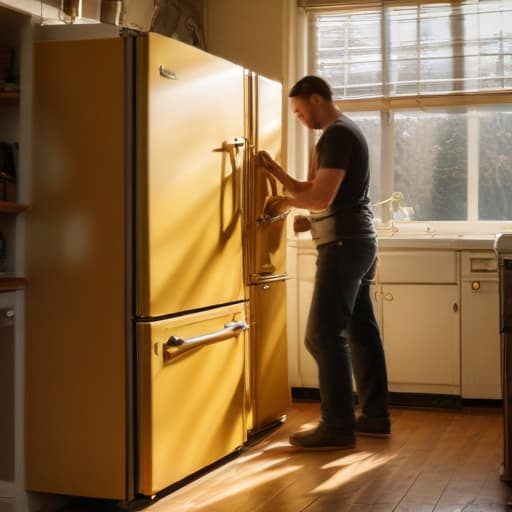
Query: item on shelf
0,45,13,85
0,172,16,202
0,142,18,177
0,232,6,273
100,0,157,32
62,0,80,23
3,82,19,93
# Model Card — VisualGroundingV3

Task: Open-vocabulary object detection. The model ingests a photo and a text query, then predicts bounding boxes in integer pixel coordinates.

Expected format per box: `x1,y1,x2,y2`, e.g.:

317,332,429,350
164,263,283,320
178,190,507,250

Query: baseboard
291,387,320,402
291,387,503,410
388,392,462,409
461,398,502,408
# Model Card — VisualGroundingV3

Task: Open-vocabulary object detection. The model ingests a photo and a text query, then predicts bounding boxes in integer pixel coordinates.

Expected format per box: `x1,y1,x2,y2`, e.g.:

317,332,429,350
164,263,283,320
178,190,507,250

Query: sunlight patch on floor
199,464,302,507
313,452,396,493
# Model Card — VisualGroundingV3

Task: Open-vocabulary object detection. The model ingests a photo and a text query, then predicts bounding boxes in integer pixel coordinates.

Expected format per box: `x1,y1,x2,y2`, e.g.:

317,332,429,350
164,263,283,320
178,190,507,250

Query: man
258,75,389,449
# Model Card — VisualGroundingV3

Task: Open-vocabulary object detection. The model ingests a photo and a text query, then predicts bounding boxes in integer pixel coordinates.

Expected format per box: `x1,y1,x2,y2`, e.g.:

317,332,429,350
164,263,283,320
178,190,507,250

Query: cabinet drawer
379,250,457,283
461,251,497,278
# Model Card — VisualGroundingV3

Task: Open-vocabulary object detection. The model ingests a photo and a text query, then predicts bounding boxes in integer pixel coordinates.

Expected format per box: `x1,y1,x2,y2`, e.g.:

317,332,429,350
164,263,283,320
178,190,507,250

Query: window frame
299,0,512,229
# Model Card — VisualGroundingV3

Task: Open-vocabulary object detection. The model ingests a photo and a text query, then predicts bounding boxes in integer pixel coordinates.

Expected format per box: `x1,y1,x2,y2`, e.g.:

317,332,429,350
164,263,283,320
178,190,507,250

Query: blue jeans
305,238,389,432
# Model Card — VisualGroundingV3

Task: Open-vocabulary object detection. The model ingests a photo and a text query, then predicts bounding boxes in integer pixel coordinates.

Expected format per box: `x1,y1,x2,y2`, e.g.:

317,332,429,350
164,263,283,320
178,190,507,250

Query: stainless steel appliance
495,233,512,481
26,31,287,502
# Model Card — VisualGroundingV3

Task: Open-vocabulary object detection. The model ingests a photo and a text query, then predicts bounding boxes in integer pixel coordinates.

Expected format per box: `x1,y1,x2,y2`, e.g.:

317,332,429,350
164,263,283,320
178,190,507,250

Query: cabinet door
297,252,318,387
382,284,460,394
461,279,501,399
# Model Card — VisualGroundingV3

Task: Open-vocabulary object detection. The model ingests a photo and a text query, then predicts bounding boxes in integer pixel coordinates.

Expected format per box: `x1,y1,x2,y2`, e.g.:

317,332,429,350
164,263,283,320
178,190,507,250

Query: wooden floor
61,402,512,512
143,402,511,512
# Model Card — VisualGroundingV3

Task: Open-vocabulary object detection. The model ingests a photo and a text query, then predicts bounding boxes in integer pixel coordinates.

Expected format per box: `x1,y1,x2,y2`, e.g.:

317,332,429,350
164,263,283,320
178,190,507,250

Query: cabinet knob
384,293,394,301
471,281,481,291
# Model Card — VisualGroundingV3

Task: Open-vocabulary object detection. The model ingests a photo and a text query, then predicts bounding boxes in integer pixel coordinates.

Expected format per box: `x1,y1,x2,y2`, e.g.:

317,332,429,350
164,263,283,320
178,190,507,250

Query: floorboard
60,402,512,512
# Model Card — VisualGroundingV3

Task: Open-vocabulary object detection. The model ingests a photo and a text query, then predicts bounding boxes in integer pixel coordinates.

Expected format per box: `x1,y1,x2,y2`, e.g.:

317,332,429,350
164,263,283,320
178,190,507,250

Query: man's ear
309,93,323,106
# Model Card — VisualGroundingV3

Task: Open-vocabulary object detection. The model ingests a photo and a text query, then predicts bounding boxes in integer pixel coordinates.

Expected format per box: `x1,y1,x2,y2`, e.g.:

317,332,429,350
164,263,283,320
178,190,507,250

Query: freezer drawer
137,303,248,495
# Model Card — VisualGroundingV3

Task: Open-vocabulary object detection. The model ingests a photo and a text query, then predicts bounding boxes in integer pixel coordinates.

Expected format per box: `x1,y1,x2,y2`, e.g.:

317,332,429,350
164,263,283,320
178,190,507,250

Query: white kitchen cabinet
379,283,460,395
377,249,460,395
296,249,318,387
292,242,502,401
460,251,501,399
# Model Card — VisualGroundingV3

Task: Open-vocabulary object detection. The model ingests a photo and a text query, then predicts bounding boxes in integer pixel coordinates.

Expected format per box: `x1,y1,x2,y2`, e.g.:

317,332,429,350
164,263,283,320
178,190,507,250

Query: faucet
374,192,405,233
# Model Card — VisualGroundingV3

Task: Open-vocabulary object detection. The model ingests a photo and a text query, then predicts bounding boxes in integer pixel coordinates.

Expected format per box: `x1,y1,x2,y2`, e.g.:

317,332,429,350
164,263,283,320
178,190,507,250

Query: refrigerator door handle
165,320,249,353
257,210,290,225
213,139,245,153
159,65,178,80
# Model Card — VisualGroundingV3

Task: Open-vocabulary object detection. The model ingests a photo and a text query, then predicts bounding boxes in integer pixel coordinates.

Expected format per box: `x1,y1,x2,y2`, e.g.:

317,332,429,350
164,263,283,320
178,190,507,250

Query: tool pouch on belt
309,210,339,247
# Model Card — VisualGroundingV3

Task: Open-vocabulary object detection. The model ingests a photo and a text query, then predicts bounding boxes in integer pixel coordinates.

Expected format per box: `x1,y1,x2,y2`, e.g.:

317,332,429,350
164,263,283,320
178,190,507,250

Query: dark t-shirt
309,114,376,245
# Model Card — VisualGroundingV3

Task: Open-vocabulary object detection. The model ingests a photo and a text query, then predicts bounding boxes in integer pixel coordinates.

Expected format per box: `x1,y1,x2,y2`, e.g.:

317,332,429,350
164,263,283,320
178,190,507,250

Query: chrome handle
213,138,245,153
212,140,245,183
257,210,290,225
165,320,248,352
231,138,245,147
159,66,178,80
4,309,14,318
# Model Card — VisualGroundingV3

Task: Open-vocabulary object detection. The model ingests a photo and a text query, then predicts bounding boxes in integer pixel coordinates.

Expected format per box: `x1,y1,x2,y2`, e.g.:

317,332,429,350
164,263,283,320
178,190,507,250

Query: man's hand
257,150,280,175
263,195,290,218
293,215,311,233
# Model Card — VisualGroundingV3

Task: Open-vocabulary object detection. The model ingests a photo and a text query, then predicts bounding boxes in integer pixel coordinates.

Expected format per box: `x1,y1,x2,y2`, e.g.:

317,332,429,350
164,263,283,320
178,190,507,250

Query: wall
205,0,286,83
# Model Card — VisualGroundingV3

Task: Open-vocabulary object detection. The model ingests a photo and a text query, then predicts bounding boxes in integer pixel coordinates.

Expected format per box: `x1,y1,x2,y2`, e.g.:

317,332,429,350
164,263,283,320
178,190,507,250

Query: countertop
289,234,497,251
377,233,496,250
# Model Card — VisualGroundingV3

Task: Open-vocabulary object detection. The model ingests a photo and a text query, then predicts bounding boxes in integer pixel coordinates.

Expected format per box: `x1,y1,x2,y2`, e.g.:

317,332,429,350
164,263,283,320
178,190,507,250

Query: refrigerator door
245,75,287,284
137,303,247,495
136,33,245,318
247,280,289,432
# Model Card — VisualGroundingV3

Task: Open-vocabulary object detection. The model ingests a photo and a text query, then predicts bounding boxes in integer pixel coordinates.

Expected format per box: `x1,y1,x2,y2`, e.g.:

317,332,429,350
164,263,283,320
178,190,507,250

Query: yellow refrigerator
27,32,249,501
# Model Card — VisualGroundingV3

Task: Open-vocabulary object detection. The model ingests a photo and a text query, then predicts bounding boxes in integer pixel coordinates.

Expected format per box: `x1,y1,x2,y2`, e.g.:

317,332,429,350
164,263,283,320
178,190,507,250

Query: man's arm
264,168,346,216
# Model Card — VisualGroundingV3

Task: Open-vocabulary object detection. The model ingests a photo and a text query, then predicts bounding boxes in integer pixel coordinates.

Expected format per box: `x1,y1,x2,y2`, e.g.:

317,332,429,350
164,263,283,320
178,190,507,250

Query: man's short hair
289,75,332,101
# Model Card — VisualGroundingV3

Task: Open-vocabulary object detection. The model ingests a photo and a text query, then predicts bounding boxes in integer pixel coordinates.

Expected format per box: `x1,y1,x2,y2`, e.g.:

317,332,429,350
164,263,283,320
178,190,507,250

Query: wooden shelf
0,92,19,106
0,201,28,214
0,277,26,291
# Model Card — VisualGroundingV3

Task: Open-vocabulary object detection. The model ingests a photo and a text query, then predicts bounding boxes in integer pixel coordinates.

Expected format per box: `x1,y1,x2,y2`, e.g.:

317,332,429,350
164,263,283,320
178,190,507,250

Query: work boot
289,422,356,450
355,415,391,438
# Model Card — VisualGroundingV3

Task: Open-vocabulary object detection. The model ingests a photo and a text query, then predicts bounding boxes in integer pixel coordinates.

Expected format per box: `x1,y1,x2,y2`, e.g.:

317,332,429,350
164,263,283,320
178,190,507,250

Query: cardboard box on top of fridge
100,0,157,32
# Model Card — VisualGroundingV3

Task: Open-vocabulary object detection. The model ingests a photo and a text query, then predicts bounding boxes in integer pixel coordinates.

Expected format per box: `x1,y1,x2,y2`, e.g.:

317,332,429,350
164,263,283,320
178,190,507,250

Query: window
304,0,512,222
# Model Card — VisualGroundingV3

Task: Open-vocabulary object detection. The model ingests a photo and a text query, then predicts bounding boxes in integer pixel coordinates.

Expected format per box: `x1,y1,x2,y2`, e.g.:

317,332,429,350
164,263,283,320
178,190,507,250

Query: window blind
304,0,512,107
